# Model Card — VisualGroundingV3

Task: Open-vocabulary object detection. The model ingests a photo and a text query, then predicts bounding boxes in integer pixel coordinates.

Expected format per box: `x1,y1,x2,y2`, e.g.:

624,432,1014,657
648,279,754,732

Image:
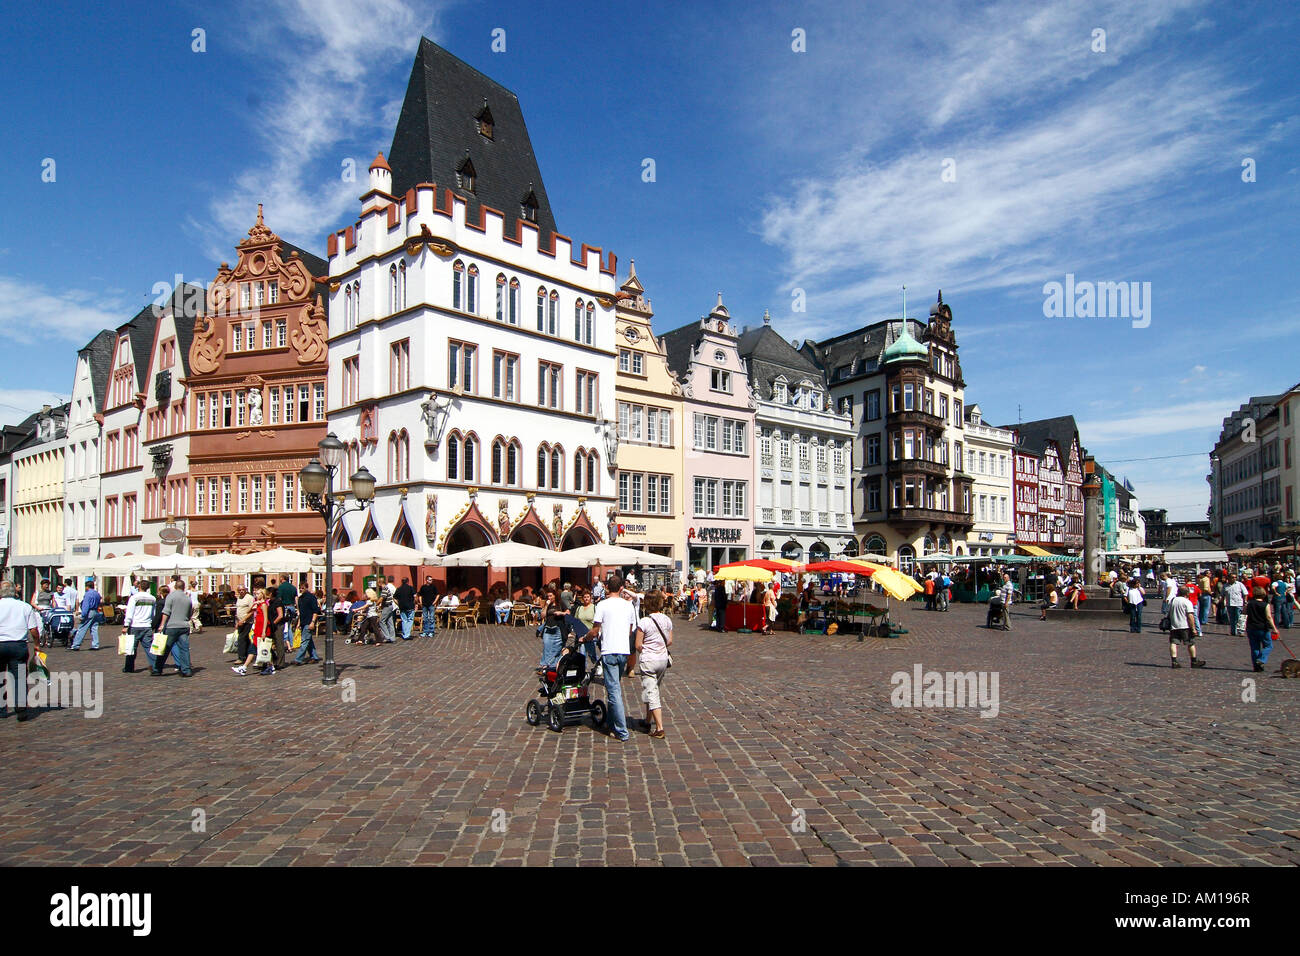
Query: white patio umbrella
138,552,218,574
221,547,323,574
331,540,436,567
440,541,588,568
558,543,674,567
89,553,145,576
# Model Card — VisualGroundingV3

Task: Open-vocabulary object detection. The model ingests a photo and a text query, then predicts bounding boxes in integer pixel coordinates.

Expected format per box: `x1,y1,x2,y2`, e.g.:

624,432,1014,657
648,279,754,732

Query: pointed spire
369,151,391,172
256,203,264,227
708,291,730,320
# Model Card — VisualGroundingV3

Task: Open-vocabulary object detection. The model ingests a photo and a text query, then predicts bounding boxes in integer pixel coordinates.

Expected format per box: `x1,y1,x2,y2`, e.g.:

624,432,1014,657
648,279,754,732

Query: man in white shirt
583,572,637,742
1223,573,1248,636
1161,573,1178,616
0,579,41,721
1165,585,1205,669
1127,580,1146,633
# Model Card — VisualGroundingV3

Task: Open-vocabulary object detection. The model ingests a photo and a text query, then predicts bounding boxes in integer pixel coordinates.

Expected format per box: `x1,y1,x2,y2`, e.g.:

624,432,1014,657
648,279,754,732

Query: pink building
661,296,756,572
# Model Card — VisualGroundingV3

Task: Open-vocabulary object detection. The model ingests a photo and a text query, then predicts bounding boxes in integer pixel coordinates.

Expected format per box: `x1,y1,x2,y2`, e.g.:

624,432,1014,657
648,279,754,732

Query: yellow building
11,404,69,597
612,262,684,587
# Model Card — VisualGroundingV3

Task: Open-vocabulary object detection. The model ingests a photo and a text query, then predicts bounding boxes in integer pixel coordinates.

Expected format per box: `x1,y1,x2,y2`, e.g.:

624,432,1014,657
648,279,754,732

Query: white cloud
1077,400,1236,443
753,0,1273,339
192,0,447,257
0,276,126,347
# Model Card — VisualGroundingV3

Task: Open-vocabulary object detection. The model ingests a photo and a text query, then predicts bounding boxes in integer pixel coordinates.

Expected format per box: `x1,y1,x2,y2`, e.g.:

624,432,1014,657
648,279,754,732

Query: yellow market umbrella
847,561,923,601
714,565,775,582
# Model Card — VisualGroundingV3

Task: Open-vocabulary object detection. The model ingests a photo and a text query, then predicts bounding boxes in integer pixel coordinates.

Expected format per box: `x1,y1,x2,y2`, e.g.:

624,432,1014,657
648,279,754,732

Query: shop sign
691,527,742,543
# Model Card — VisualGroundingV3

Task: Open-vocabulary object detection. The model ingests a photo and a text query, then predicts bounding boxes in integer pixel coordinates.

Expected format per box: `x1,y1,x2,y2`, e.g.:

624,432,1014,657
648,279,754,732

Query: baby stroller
986,597,1010,630
525,642,605,733
45,609,77,647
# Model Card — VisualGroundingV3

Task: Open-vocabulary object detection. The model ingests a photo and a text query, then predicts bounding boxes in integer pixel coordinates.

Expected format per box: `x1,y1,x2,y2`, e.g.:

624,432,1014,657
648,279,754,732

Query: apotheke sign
690,527,742,543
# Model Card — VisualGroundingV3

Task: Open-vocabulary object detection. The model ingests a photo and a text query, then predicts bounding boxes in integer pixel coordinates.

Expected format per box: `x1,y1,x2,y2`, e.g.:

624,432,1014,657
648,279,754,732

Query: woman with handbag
634,591,673,739
232,589,271,676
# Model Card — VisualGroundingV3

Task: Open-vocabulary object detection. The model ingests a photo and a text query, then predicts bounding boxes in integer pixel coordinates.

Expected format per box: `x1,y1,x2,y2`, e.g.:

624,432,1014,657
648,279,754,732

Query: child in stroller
44,608,77,646
525,639,606,733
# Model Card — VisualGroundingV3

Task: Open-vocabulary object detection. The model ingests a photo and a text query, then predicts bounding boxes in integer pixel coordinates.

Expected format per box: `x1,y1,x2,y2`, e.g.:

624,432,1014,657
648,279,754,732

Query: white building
325,42,618,592
1210,396,1282,548
739,315,855,563
98,305,160,575
10,404,69,597
63,330,115,580
962,403,1015,558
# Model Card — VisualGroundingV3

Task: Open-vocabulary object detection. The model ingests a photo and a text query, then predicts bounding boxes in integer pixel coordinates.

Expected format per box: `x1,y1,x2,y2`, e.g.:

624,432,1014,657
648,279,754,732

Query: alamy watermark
2,670,103,717
890,663,999,718
1042,274,1151,329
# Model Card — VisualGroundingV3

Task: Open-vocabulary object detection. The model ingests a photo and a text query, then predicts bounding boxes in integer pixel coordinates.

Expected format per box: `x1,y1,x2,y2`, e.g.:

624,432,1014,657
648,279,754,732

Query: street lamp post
300,433,375,686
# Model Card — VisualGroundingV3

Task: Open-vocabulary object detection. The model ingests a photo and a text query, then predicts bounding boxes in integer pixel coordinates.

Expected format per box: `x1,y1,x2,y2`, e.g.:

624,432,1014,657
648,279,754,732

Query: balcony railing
887,457,949,478
781,509,794,523
799,511,813,525
891,409,945,429
779,457,793,470
817,511,830,526
760,454,773,467
760,507,775,522
887,505,974,526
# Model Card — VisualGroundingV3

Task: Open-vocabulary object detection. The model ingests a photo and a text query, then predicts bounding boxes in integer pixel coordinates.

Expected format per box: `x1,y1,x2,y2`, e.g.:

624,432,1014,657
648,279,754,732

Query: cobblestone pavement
2,600,1297,866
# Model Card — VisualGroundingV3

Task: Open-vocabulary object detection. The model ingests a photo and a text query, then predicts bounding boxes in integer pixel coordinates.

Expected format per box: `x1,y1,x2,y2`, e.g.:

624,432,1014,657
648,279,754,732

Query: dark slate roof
1217,394,1281,445
0,411,40,461
800,319,926,384
658,322,705,381
79,329,117,413
122,304,160,395
1000,415,1080,458
737,324,827,400
387,38,557,240
170,282,205,378
279,240,328,284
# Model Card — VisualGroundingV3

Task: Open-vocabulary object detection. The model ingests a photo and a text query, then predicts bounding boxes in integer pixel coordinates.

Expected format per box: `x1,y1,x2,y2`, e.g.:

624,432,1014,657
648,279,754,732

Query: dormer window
520,188,538,223
773,379,788,403
476,104,494,140
456,157,477,194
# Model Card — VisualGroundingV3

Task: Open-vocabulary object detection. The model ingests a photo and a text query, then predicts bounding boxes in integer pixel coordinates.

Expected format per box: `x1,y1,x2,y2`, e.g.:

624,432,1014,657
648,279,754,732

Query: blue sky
2,0,1297,520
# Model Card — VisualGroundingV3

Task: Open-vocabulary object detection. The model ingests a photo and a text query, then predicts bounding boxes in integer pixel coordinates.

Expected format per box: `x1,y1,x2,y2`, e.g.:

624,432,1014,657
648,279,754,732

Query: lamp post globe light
300,432,376,686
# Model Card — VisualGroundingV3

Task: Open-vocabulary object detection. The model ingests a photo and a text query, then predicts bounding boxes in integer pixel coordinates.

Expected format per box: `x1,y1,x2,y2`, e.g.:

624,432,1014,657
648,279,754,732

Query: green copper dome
882,323,928,364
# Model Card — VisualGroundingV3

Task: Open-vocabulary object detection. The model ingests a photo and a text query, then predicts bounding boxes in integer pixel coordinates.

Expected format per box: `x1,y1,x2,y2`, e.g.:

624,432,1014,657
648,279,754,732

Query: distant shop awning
1017,545,1053,557
1165,550,1229,565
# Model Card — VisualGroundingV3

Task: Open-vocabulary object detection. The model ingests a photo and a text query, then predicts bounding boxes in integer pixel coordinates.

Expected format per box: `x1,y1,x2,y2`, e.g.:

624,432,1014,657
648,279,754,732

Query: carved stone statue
290,296,329,364
247,388,263,426
190,314,224,375
552,503,564,543
260,520,277,548
498,499,511,538
425,494,437,545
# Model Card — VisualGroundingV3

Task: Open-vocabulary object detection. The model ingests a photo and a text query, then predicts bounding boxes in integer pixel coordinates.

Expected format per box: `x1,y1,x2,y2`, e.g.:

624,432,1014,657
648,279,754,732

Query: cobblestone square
2,601,1297,866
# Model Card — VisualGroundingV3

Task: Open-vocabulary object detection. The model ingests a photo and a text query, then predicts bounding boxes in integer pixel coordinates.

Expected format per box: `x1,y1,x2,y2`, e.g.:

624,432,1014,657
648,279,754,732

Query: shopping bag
32,650,51,683
118,634,133,655
150,632,168,655
255,637,272,664
292,628,302,649
222,632,239,654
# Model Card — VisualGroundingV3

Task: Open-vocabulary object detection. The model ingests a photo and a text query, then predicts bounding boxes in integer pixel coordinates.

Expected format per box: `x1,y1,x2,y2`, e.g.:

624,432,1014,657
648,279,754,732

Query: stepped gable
387,37,557,240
